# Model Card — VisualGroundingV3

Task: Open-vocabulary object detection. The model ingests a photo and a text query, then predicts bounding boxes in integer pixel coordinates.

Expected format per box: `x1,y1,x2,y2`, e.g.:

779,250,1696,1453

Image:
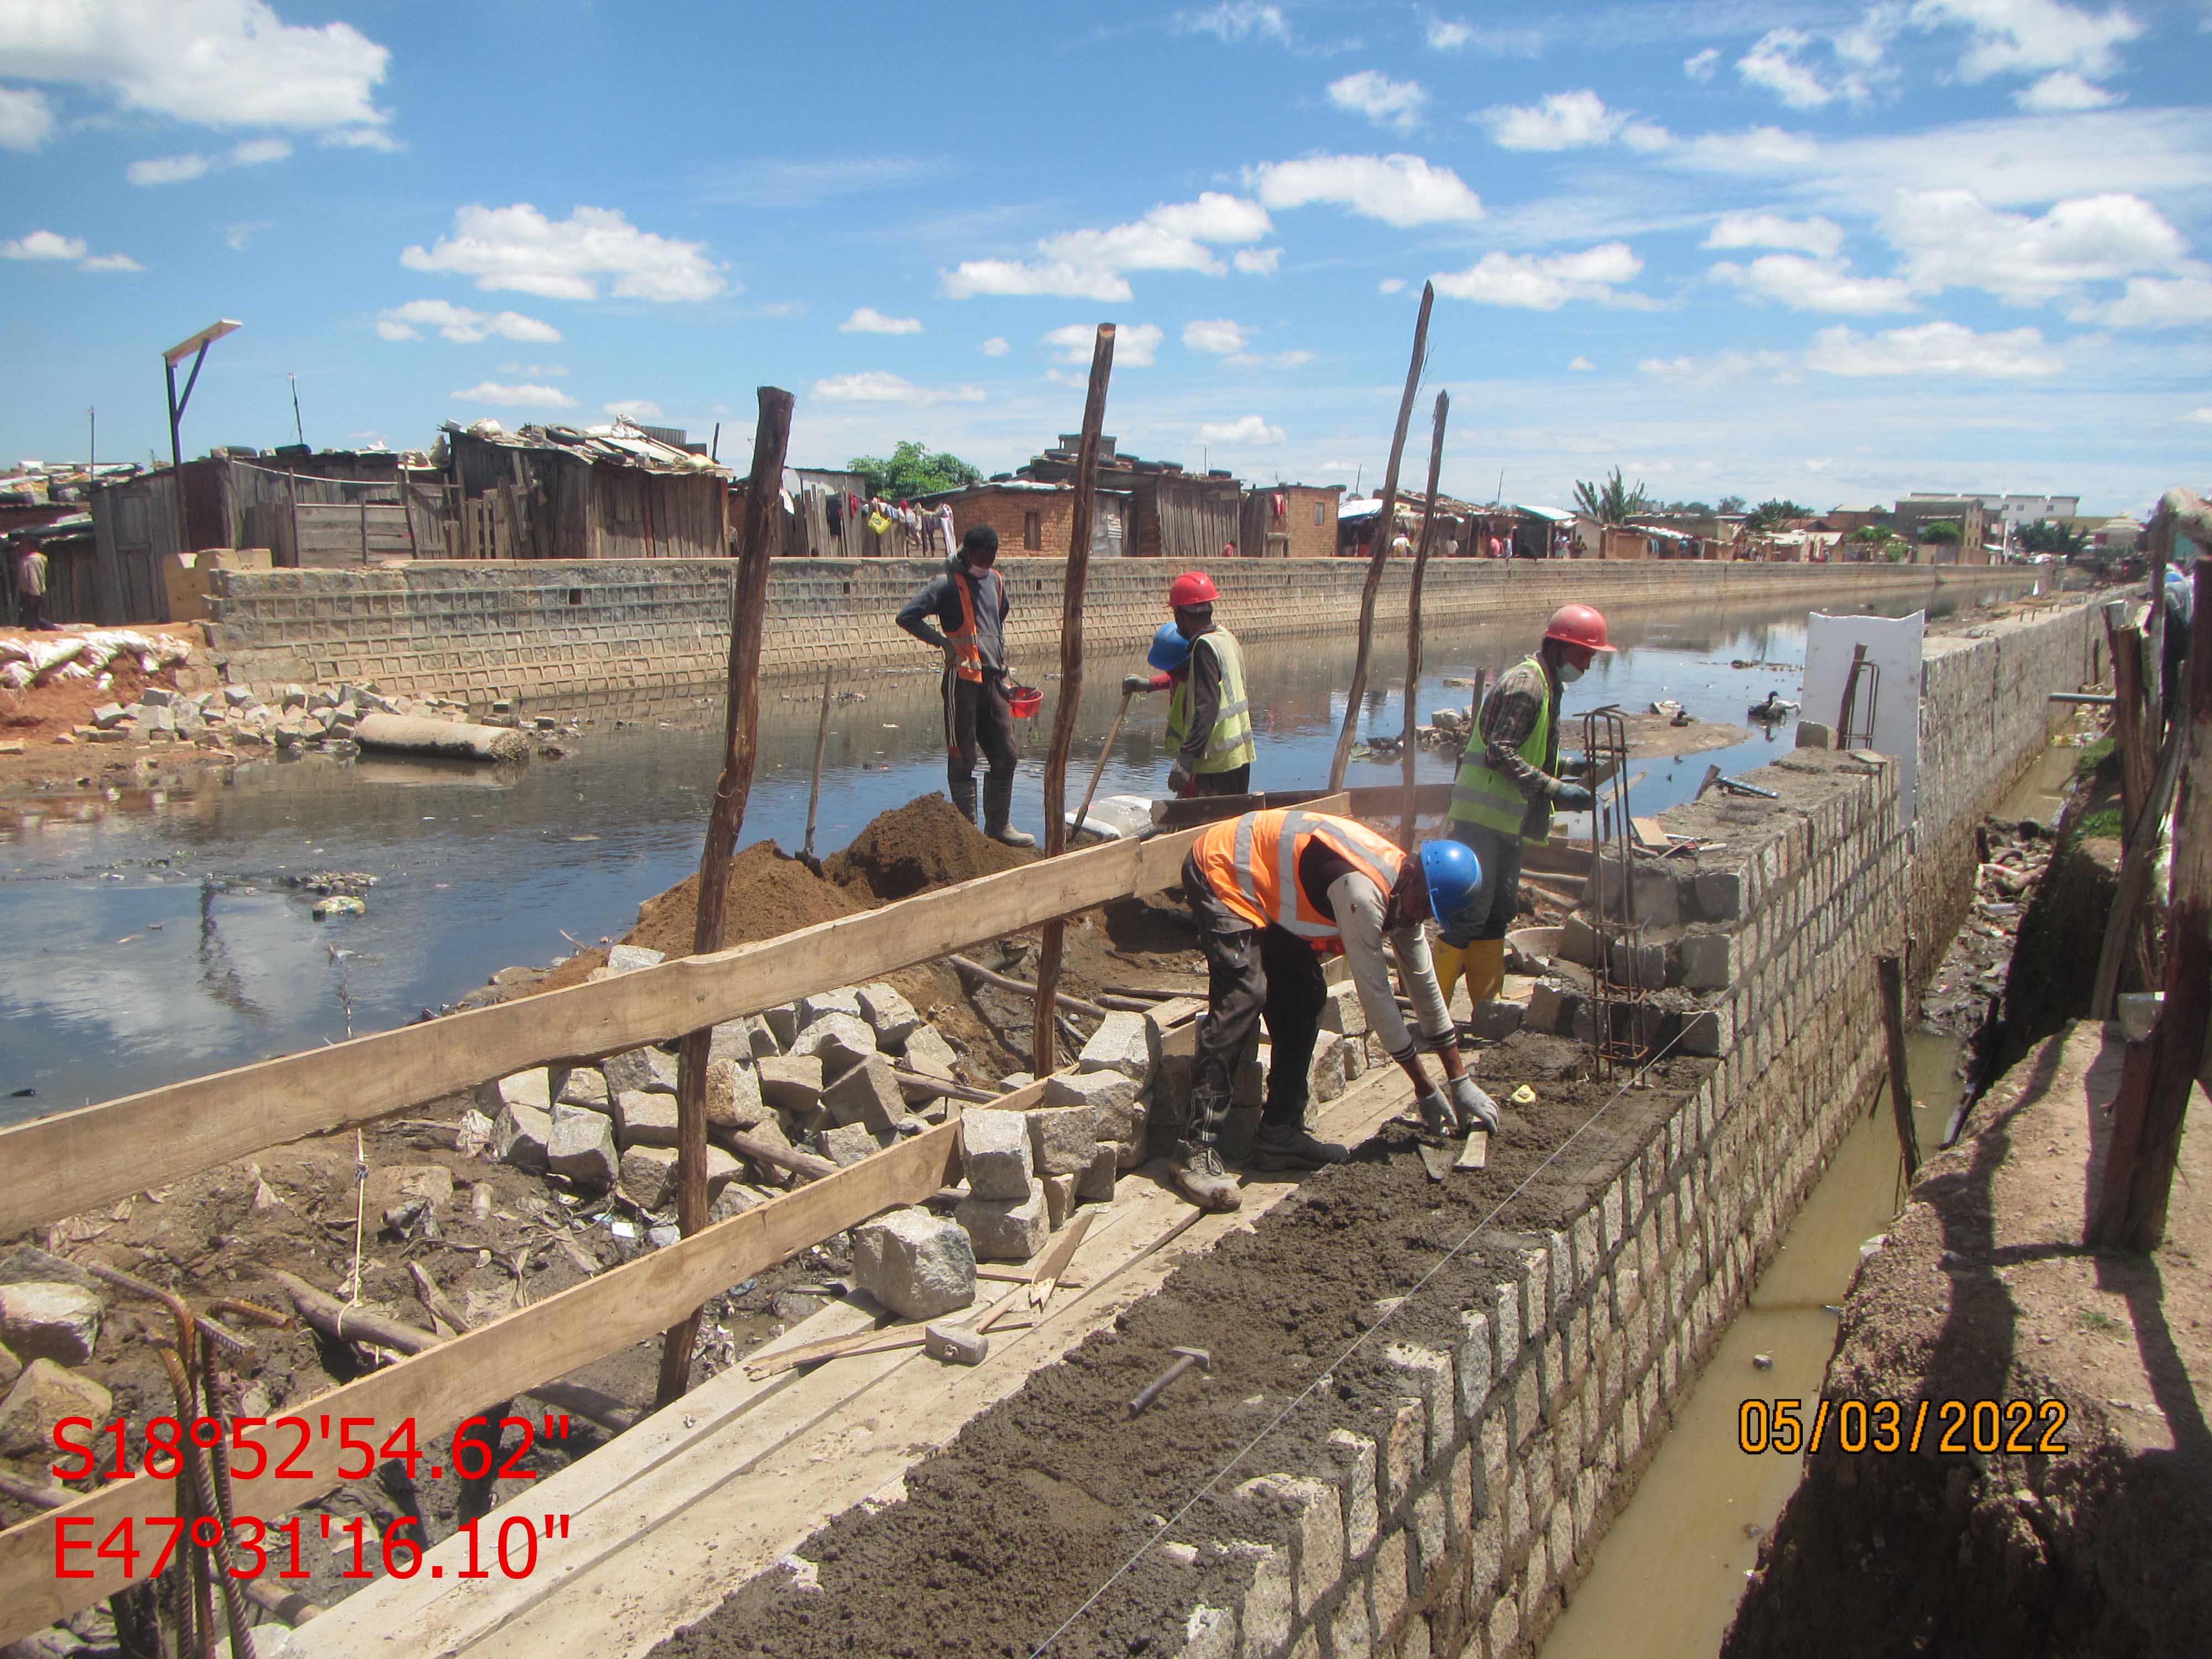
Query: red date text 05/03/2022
1736,1397,2070,1456
55,1512,572,1584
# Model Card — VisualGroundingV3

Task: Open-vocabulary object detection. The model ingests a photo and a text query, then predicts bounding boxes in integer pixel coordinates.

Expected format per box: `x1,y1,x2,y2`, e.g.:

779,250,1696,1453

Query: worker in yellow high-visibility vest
1434,604,1613,1021
1122,570,1256,797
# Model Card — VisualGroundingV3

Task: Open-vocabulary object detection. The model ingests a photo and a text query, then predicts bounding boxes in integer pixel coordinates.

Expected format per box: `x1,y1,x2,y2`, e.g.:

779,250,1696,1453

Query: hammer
1128,1347,1210,1416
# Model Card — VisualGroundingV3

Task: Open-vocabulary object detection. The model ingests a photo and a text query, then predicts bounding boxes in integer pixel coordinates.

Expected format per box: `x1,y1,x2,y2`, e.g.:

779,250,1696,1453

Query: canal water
0,587,2018,1121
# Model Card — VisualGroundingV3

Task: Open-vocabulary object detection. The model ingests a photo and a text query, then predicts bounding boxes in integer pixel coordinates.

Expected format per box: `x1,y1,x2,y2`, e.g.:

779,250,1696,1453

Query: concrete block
1042,1172,1077,1229
1078,1010,1151,1079
1041,1068,1142,1142
855,982,924,1048
0,1358,113,1459
1025,1106,1098,1176
954,1186,1050,1261
613,1090,679,1149
961,1110,1035,1199
0,1284,103,1367
822,1055,906,1135
1076,1142,1119,1203
811,1121,882,1167
619,1144,680,1210
606,944,665,974
706,1057,766,1131
493,1102,552,1173
757,1055,824,1112
544,1104,618,1189
603,1046,679,1097
795,1011,877,1078
852,1206,976,1320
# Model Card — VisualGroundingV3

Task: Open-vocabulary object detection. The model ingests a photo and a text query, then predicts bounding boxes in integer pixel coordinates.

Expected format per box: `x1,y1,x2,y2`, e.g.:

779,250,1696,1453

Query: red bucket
1006,684,1042,719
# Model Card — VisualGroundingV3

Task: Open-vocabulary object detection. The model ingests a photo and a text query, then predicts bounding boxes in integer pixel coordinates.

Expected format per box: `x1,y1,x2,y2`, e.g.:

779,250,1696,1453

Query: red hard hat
1168,570,1219,608
1543,603,1615,653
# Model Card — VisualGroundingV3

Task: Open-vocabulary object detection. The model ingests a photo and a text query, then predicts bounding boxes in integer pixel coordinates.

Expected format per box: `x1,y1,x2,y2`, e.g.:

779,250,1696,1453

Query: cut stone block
1041,1069,1142,1142
544,1104,618,1190
721,1113,800,1181
757,1055,824,1112
855,982,924,1048
763,1003,800,1048
707,1020,757,1068
1042,1172,1077,1230
475,1067,551,1115
1473,1000,1526,1041
493,1102,552,1173
606,944,666,974
603,1046,679,1097
704,1144,741,1197
954,1185,1051,1261
811,1121,881,1168
1076,1142,1119,1203
555,1067,610,1110
619,1145,680,1211
1078,1010,1151,1079
1025,1107,1098,1176
901,1025,959,1083
852,1207,977,1320
1319,980,1367,1038
1679,931,1737,992
794,1012,877,1078
796,987,865,1027
961,1110,1035,1199
613,1090,680,1149
0,1341,17,1394
709,1183,776,1223
0,1359,113,1458
822,1055,906,1135
706,1057,766,1131
1234,1035,1266,1108
0,1283,103,1366
1216,1106,1262,1162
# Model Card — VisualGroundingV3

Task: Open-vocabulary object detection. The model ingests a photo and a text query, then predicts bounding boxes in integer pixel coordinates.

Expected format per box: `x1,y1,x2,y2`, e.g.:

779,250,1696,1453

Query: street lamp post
162,320,242,471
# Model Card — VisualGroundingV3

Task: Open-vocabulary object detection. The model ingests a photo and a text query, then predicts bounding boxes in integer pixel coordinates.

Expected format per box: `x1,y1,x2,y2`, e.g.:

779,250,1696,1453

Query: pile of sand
824,792,1034,903
626,840,862,957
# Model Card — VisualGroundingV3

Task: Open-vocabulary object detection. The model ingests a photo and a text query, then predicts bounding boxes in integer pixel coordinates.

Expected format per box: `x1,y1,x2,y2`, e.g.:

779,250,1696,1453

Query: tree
848,440,983,500
1847,524,1907,562
1717,495,1747,515
1744,498,1809,531
1922,519,1961,545
2018,518,2085,556
1572,467,1653,524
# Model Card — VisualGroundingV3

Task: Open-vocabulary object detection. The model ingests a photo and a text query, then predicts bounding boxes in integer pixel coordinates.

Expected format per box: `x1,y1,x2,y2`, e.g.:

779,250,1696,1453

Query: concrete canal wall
198,557,2036,702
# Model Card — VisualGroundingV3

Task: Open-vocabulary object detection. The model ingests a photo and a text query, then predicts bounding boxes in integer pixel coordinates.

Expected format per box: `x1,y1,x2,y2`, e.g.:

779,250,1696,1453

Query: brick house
1237,483,1344,557
918,480,1134,557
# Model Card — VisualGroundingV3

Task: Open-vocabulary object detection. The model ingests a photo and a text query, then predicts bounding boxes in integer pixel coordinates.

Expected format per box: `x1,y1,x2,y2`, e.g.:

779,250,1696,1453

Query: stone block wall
201,557,2033,702
1165,748,1910,1658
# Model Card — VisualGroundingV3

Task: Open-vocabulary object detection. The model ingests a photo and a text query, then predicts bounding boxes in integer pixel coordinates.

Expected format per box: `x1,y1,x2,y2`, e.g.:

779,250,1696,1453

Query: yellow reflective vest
1165,628,1256,774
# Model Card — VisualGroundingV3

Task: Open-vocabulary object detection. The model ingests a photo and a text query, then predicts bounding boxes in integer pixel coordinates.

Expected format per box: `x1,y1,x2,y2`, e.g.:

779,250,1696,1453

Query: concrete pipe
353,710,531,763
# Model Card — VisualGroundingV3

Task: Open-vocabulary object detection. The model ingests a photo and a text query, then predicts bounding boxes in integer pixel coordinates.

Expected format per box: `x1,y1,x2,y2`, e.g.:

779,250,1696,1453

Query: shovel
1071,687,1134,841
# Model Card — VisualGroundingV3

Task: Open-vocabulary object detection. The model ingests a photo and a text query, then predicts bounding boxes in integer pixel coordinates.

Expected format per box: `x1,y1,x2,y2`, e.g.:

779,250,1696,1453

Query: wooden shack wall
1152,474,1239,564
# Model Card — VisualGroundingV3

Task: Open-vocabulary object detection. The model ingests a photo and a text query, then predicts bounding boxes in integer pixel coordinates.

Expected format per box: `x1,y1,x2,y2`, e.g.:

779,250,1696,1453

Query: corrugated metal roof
444,418,730,478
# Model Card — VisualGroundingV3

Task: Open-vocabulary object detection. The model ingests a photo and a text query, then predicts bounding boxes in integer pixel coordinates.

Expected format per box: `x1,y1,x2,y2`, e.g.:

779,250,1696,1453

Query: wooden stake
2110,625,2151,841
803,662,833,863
2089,559,2210,1252
1032,324,1115,1074
659,385,796,1407
1332,282,1433,790
1875,954,1921,1182
1399,393,1449,850
2090,718,2185,1021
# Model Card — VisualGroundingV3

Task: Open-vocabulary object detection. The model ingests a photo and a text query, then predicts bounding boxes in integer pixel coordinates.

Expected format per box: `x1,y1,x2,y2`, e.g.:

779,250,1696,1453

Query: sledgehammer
1128,1347,1210,1415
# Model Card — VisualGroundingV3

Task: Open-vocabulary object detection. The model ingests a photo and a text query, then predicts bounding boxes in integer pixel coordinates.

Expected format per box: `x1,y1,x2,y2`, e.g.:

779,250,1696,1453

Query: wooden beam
2111,624,2149,839
1034,324,1115,1074
1400,392,1449,851
663,386,795,1405
0,823,1207,1241
1330,281,1433,791
0,1120,964,1641
1875,954,1921,1183
2090,719,2185,1021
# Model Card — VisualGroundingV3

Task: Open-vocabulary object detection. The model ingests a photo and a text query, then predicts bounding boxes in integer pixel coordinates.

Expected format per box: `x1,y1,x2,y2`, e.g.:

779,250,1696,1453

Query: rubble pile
0,1249,114,1474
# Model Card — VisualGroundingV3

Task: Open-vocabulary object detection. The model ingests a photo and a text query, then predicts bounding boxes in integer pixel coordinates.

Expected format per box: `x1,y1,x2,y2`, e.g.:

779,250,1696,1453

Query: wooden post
803,662,833,863
2112,624,2149,840
1330,281,1433,790
657,385,795,1406
2090,560,2211,1251
1875,954,1921,1182
1399,392,1448,850
1031,324,1115,1074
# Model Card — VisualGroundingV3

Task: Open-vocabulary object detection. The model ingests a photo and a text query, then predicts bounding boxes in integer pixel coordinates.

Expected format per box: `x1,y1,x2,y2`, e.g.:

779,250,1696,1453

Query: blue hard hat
1417,838,1483,926
1147,622,1193,673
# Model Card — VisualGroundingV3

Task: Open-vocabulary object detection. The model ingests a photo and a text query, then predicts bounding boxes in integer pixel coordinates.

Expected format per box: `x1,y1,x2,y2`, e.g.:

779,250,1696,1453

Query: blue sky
3,0,2209,516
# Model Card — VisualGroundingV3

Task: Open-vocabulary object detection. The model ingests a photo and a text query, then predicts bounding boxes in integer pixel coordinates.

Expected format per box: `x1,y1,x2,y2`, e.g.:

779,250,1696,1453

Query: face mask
1557,661,1586,683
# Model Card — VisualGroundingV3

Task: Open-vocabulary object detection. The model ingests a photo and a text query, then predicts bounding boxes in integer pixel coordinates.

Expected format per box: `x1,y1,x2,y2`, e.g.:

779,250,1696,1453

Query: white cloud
1712,253,1917,313
499,362,566,377
0,86,54,150
1328,70,1427,133
979,336,1010,356
450,381,578,408
1233,247,1282,275
2015,69,2117,109
0,0,392,133
1426,17,1475,49
1223,349,1316,369
1183,318,1248,354
2191,408,2212,424
1196,414,1284,445
944,192,1271,301
1804,320,2064,377
811,371,984,404
127,153,210,185
2068,275,2212,327
402,204,725,302
225,219,273,251
1640,348,1797,387
603,399,662,421
1684,47,1720,81
1177,3,1290,44
1378,276,1406,294
1911,0,2142,83
1431,243,1644,309
1423,17,1544,54
1704,211,1845,258
840,306,923,334
79,252,143,272
377,299,562,343
319,124,399,151
2,229,86,260
1246,153,1482,227
1482,90,1623,151
1884,188,2185,303
1738,29,1837,109
1045,322,1162,367
231,135,290,165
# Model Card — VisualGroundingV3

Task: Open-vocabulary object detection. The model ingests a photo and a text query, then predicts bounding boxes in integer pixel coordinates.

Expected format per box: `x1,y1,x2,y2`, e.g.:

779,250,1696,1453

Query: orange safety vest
946,565,987,684
1193,808,1405,949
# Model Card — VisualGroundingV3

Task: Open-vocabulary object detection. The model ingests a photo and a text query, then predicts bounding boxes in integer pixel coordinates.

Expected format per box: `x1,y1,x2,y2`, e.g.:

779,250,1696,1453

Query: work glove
1552,782,1595,812
1415,1087,1454,1136
1121,674,1152,695
1451,1074,1500,1134
1169,763,1193,797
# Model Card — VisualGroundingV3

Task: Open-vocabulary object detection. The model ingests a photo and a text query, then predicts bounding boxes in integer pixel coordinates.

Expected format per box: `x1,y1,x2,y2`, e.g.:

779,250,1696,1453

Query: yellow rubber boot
1464,939,1507,1012
1431,940,1469,1010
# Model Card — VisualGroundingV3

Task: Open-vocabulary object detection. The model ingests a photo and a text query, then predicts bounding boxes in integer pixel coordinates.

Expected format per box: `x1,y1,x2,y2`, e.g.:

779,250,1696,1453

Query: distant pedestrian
14,544,49,630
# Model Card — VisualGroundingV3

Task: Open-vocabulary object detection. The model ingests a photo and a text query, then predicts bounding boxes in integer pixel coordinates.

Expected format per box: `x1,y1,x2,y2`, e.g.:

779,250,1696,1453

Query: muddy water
1995,737,2080,828
1537,1032,1960,1659
0,587,2015,1121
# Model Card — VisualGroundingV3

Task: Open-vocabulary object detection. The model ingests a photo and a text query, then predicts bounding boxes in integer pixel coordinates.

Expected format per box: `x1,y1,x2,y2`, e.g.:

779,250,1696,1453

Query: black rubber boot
983,773,1035,847
950,775,979,827
1250,1121,1351,1171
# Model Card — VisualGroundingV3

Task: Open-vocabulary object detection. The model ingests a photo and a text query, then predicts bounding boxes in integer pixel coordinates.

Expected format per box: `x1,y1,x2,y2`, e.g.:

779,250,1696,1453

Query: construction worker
1433,604,1613,1021
1121,570,1255,797
1172,808,1500,1211
895,525,1035,846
